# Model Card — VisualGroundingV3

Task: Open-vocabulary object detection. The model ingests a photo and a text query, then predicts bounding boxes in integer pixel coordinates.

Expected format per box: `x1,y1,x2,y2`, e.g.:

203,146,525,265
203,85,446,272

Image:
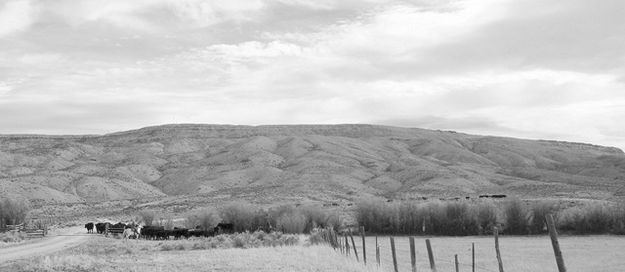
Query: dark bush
300,205,341,232
276,211,307,234
186,208,221,230
503,199,529,235
220,202,268,232
355,198,625,236
445,202,479,236
475,201,498,235
397,202,425,234
584,205,614,234
0,198,30,227
355,199,396,234
529,201,558,234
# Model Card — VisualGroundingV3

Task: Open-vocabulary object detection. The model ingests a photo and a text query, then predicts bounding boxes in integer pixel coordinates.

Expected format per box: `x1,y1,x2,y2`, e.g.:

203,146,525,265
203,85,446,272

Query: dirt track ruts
0,227,90,263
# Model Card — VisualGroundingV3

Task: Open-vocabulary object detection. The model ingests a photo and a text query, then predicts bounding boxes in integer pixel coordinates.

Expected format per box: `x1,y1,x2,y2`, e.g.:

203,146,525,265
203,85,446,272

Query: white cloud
1,0,625,150
0,82,12,96
18,53,62,65
0,0,38,37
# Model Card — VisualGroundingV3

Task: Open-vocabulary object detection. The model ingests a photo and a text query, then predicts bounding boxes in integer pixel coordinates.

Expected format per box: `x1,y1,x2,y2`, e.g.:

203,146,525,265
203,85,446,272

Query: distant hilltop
1,124,624,204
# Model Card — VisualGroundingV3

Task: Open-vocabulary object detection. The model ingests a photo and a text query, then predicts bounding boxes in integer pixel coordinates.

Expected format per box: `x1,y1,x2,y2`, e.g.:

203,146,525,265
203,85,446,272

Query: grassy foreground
0,235,382,272
346,235,625,272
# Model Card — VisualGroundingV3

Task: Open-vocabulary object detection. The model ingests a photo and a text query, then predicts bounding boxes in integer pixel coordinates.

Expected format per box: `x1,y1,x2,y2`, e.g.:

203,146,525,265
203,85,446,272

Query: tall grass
0,231,27,243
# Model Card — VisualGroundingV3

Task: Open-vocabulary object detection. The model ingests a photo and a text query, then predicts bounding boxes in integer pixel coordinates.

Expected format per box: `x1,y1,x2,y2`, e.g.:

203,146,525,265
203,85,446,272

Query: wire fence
318,217,566,272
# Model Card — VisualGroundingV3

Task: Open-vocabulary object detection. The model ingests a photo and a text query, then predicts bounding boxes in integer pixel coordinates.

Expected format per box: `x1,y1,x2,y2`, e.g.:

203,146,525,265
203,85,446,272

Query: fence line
328,220,567,272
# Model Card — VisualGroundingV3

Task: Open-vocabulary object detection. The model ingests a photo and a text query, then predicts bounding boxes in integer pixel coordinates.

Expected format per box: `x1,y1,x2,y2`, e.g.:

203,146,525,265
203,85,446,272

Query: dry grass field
345,235,625,272
2,233,624,272
0,235,381,272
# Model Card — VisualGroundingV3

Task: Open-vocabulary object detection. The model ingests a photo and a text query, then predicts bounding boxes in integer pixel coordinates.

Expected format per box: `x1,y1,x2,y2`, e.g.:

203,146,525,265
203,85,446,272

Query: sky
1,0,624,149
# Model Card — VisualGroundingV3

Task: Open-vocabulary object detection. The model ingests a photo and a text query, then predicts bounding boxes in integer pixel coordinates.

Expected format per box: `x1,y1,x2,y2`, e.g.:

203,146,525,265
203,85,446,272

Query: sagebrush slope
1,124,624,204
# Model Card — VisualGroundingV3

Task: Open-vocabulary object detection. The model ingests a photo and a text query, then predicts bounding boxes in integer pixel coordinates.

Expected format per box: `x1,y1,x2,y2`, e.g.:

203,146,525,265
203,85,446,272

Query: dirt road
0,227,91,263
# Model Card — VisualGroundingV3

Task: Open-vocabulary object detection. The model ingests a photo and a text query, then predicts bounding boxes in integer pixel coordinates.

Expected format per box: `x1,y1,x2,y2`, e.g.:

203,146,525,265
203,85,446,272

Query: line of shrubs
138,202,341,234
356,198,625,236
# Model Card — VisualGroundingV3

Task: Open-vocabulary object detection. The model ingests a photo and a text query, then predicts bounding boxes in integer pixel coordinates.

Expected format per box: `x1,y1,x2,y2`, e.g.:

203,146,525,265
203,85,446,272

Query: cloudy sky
1,0,624,149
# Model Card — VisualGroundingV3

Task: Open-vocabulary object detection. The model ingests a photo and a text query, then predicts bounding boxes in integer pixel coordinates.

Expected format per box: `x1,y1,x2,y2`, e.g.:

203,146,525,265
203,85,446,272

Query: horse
123,224,142,239
123,228,135,239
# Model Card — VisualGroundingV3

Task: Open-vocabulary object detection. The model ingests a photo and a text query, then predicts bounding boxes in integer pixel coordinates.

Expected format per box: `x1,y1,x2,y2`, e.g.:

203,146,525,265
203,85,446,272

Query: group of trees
356,198,625,236
137,202,342,234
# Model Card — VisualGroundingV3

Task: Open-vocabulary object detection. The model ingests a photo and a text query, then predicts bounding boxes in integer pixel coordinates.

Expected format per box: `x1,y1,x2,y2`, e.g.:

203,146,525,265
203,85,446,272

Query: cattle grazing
95,222,109,234
172,228,190,239
112,222,127,229
85,222,94,233
188,228,214,237
141,226,165,240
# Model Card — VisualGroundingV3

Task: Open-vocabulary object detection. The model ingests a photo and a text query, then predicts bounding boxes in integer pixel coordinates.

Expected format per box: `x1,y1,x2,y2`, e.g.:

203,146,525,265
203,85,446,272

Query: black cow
172,228,190,239
85,222,94,233
189,229,214,237
214,223,234,234
111,222,127,229
141,226,165,240
95,222,109,234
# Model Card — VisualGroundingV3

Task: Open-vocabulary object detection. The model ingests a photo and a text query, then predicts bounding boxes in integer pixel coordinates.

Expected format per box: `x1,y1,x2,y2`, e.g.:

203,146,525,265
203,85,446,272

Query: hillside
1,124,624,207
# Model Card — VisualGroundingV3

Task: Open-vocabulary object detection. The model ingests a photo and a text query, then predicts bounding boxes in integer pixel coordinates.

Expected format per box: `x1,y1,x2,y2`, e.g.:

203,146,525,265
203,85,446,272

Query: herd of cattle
84,222,235,240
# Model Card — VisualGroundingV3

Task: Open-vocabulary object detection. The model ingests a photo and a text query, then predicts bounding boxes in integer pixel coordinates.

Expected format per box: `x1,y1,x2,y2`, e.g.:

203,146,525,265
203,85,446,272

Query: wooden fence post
472,242,475,272
350,230,359,262
338,235,343,254
546,214,566,272
426,239,437,272
390,237,399,272
376,236,380,266
494,227,504,272
455,254,459,272
360,226,367,265
409,236,417,272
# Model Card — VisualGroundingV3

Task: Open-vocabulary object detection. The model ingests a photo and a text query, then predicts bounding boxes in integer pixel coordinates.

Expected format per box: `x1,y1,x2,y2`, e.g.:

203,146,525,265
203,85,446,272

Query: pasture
343,235,625,272
2,225,625,272
0,235,380,272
